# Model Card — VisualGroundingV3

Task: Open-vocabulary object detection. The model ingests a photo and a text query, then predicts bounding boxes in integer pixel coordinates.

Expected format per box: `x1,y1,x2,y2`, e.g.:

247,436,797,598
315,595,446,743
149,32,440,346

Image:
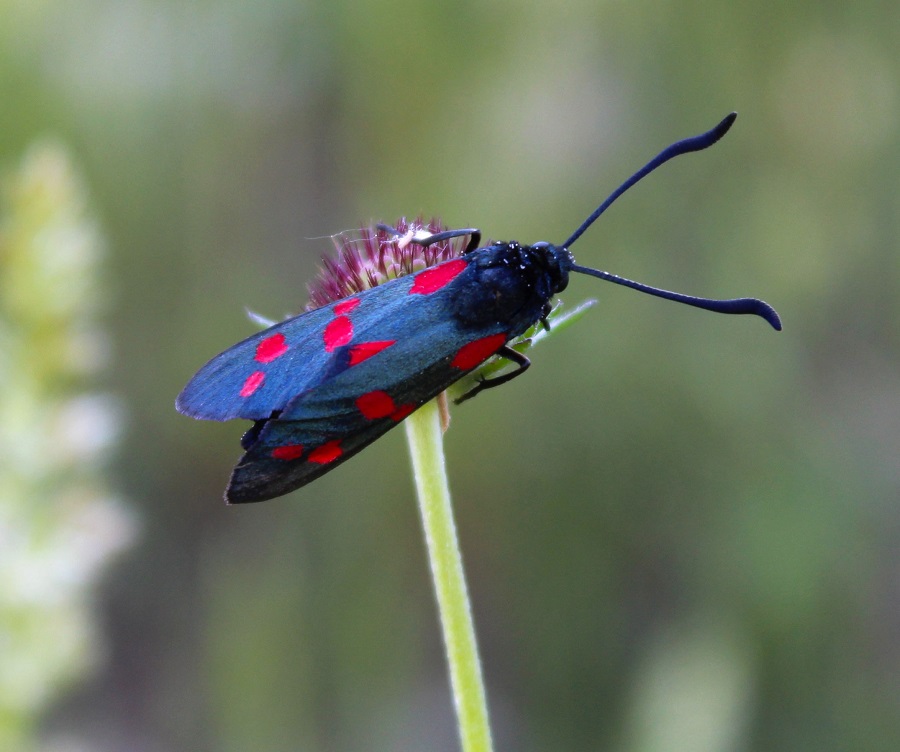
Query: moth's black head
528,241,572,295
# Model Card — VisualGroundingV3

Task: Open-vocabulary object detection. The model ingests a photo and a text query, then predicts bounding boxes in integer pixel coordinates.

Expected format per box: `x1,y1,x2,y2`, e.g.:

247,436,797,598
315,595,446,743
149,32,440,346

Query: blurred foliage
0,0,897,750
0,143,133,750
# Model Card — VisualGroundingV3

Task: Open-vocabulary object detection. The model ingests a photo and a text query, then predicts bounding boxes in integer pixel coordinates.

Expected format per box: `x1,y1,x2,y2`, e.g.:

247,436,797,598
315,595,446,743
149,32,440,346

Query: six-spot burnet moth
176,112,781,503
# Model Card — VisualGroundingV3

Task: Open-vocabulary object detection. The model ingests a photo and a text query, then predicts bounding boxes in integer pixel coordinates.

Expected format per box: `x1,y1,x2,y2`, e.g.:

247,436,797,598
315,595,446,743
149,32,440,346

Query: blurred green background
1,0,898,750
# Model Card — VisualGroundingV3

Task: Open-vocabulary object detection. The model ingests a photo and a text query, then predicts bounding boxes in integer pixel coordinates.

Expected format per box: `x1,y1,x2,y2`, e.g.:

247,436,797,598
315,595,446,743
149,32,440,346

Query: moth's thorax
449,241,569,333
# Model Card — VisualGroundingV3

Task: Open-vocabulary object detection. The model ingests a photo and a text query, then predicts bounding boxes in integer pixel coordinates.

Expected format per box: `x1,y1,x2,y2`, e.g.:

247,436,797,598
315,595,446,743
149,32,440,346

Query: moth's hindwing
227,316,513,502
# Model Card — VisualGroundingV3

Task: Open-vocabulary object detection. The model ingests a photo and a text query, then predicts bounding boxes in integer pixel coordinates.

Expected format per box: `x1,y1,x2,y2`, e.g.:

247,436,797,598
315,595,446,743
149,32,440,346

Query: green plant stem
405,398,493,752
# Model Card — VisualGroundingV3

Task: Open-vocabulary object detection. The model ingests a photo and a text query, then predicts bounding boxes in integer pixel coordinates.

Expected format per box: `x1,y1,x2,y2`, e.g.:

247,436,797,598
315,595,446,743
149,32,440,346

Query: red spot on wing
348,340,396,366
271,444,304,460
391,403,416,422
256,333,288,363
334,298,360,315
309,440,343,464
451,334,508,370
410,259,467,295
356,390,396,419
324,316,353,352
240,370,266,397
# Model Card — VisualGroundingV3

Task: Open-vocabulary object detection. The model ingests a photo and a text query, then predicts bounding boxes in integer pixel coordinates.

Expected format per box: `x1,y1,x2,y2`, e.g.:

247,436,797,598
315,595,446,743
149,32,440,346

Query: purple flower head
306,218,471,310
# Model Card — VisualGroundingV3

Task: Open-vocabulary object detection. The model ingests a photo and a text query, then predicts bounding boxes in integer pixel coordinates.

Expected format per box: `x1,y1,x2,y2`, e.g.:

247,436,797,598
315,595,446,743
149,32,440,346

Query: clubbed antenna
561,113,781,330
562,113,737,250
570,263,782,330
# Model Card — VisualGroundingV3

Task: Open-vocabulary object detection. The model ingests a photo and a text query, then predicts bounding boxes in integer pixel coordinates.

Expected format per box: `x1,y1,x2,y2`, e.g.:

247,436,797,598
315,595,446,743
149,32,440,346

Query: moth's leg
376,224,481,254
539,302,553,331
376,222,404,236
455,345,530,404
417,228,481,253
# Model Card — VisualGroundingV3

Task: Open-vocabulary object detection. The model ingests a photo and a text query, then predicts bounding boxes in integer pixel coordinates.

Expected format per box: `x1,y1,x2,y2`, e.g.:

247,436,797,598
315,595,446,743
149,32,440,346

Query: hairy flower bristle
306,218,470,310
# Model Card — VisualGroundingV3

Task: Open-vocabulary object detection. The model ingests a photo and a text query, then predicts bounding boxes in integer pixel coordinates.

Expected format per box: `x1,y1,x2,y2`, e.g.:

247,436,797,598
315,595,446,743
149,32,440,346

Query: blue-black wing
178,256,519,501
176,259,472,421
220,263,525,500
176,301,338,421
225,313,512,501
